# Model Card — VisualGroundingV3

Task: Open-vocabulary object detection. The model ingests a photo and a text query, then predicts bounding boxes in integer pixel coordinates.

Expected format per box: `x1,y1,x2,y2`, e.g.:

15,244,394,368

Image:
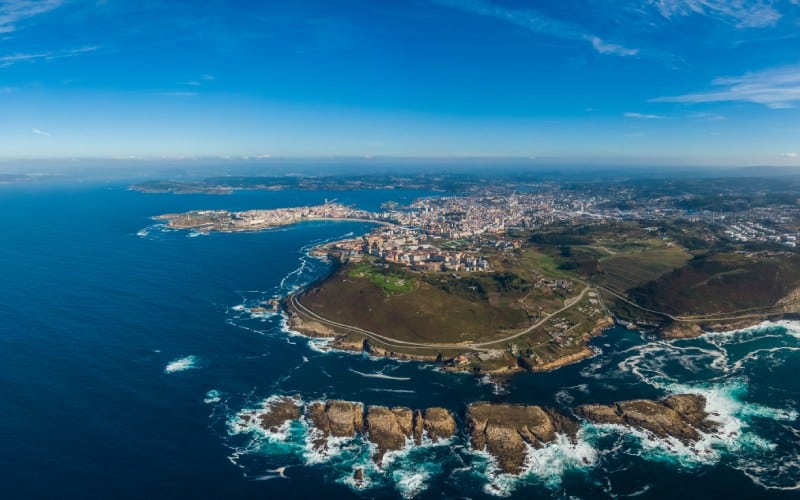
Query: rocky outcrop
284,312,337,338
352,467,364,487
412,409,425,443
575,394,718,443
661,322,704,339
423,407,457,442
366,406,412,459
237,394,720,476
307,400,365,438
466,403,578,474
238,396,301,432
365,406,456,461
299,401,457,462
260,397,302,431
531,347,596,372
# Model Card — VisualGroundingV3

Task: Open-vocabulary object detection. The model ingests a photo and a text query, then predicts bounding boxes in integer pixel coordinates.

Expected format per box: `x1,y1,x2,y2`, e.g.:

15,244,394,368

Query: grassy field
628,252,800,315
302,262,530,344
599,247,691,293
348,262,416,295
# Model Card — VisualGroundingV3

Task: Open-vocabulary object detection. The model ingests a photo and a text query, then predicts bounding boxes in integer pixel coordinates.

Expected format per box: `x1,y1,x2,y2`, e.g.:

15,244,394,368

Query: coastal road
467,287,591,348
289,295,485,352
290,286,592,352
597,285,778,323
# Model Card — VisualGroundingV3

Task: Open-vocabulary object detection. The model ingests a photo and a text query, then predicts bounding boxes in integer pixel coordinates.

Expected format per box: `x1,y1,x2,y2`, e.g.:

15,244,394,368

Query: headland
149,174,800,375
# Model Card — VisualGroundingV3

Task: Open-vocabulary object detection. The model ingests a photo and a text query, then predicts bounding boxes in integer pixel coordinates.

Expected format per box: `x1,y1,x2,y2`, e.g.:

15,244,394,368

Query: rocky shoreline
660,314,794,340
239,393,717,476
283,293,613,374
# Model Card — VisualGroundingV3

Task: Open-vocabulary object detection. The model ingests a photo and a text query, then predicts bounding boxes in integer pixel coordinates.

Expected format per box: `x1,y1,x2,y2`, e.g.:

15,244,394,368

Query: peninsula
154,203,386,233
151,174,800,374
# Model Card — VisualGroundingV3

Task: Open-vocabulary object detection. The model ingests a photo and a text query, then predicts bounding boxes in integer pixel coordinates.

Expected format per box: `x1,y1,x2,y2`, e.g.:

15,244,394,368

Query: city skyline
1,0,799,165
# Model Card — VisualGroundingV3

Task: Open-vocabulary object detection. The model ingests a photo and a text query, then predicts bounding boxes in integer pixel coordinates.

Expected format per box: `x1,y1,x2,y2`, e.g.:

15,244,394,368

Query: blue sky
1,0,799,165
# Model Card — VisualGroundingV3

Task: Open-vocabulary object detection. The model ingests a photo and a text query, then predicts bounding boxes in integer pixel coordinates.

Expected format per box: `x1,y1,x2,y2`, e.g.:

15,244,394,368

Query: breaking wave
164,355,199,373
577,320,800,492
208,215,800,496
348,368,411,381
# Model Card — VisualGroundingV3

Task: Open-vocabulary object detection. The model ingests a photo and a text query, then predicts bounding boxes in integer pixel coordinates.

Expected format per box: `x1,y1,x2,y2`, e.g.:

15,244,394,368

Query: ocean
1,183,799,499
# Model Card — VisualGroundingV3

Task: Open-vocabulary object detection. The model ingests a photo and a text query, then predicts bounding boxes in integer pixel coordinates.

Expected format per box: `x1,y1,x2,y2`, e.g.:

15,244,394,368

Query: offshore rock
393,407,415,437
466,403,578,474
365,406,456,461
422,407,457,442
238,396,302,432
575,394,717,443
307,400,365,438
259,397,302,431
366,406,412,460
352,467,364,487
662,394,718,433
412,409,425,444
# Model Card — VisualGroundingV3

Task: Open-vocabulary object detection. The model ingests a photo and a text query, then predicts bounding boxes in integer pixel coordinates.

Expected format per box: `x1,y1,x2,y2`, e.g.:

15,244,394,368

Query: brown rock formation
237,396,301,432
260,397,302,431
575,394,718,443
307,400,365,438
466,403,578,474
366,406,411,460
364,406,456,461
423,407,457,442
393,407,414,437
412,409,425,444
661,322,704,340
352,467,364,486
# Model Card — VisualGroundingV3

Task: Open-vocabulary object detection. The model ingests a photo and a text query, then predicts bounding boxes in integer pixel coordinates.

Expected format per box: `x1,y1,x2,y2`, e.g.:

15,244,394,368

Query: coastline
152,208,800,376
660,313,798,340
281,264,616,376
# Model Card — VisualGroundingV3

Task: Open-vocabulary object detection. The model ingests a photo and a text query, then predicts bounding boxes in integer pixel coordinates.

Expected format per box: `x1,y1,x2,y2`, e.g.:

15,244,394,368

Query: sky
1,0,799,166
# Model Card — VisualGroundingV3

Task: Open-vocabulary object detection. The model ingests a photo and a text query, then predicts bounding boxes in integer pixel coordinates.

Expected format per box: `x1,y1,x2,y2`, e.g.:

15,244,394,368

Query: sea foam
204,389,223,404
164,355,199,373
348,368,411,381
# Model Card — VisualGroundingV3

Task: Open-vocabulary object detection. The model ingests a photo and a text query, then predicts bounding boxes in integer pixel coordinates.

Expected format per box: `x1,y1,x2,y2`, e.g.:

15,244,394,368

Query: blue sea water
1,183,799,499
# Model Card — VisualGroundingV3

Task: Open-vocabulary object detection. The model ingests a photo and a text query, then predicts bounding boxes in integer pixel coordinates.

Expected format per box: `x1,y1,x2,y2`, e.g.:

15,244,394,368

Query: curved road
597,285,777,323
289,295,483,351
289,286,591,352
469,287,590,347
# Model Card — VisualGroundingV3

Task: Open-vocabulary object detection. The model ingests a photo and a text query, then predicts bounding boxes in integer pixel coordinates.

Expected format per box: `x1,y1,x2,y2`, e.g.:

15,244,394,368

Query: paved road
598,285,775,323
289,295,483,351
468,287,590,347
289,286,591,351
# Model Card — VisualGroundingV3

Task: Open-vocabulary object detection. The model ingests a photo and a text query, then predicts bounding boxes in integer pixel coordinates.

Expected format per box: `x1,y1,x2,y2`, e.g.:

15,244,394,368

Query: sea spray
164,355,199,373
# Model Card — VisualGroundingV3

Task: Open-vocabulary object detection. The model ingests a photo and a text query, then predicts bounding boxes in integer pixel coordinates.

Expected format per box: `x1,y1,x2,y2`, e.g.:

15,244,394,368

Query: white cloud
434,0,638,57
590,37,639,56
0,0,62,34
159,91,198,97
32,128,51,137
650,0,781,28
0,46,98,68
652,64,800,108
783,152,798,158
181,74,215,87
625,112,664,119
690,111,726,120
